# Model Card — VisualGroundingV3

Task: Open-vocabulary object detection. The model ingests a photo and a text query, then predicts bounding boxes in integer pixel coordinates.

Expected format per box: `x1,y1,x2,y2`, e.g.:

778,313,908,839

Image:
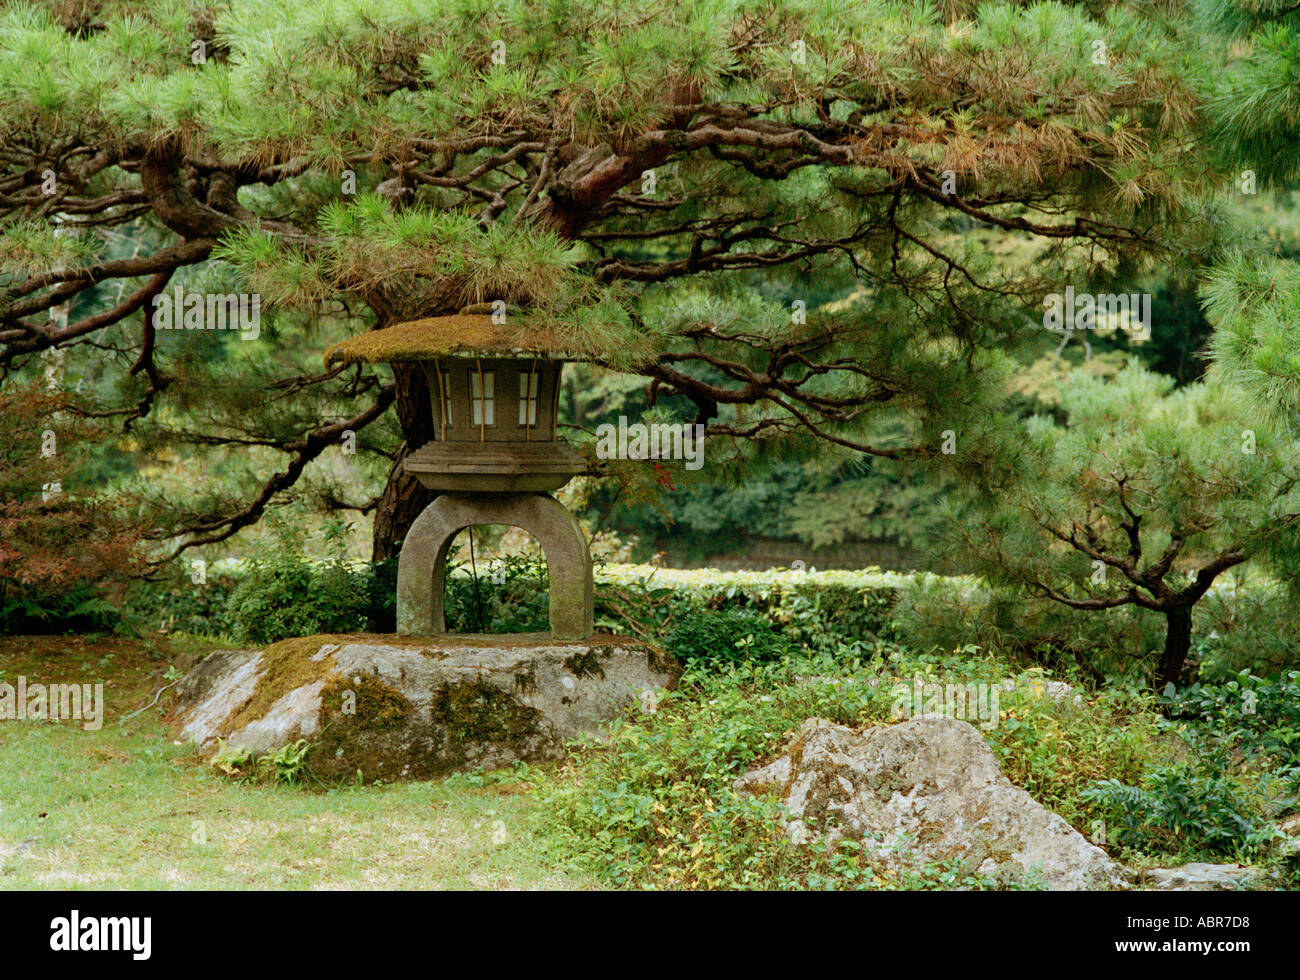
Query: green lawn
0,636,597,890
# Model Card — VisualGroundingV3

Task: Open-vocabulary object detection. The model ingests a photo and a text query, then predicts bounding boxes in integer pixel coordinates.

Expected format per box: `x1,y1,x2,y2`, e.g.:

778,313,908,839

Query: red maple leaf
653,462,676,491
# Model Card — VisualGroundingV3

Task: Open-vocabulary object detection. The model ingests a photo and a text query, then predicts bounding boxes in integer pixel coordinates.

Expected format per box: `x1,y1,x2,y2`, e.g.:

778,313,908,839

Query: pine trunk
1159,606,1193,689
371,364,437,562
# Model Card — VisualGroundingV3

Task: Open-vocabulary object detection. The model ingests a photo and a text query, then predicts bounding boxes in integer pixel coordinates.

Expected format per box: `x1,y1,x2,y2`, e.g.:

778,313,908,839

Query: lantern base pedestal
396,492,594,639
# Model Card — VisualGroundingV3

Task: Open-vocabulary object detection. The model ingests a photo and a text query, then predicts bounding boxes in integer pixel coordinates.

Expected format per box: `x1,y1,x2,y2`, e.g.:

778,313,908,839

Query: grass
3,632,1295,890
0,635,597,890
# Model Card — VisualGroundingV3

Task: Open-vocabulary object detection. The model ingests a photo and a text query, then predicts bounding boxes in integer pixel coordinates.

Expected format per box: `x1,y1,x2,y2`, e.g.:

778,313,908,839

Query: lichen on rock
735,716,1131,890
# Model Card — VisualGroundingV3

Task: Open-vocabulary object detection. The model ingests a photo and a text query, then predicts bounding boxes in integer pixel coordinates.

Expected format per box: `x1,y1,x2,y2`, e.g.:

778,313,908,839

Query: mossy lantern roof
323,313,605,368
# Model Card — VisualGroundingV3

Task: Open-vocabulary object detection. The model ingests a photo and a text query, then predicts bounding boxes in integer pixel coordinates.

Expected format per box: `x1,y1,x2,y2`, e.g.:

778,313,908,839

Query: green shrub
764,582,897,652
895,572,1300,684
1163,670,1300,767
443,551,549,634
1082,767,1280,859
594,565,904,653
224,554,370,645
222,522,372,644
895,573,1167,683
122,551,396,641
126,546,555,642
120,563,238,638
0,581,120,635
982,683,1164,829
663,609,791,666
1077,673,1300,861
1196,582,1300,679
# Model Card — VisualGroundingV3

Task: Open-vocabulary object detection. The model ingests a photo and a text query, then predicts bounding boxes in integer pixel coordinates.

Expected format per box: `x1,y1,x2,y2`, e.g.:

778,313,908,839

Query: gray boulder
734,716,1129,890
1274,813,1300,857
175,633,680,781
1141,863,1262,891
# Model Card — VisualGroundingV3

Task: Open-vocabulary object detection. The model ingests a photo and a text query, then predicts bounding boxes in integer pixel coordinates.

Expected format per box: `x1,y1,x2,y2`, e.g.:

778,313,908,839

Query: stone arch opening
396,493,593,640
443,524,549,634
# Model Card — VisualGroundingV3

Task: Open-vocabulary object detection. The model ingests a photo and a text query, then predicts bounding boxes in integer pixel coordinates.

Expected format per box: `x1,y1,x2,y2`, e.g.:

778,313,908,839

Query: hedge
114,557,1299,680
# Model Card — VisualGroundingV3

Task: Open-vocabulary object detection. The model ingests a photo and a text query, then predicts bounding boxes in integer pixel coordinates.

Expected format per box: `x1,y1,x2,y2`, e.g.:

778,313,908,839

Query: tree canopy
0,0,1226,563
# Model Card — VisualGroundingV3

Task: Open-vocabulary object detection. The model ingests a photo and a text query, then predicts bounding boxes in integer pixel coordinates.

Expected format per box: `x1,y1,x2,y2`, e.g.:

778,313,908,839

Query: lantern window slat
519,369,539,426
471,370,495,426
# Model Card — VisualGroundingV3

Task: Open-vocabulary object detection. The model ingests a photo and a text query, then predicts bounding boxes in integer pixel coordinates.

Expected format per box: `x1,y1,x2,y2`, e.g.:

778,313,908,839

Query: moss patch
431,680,543,743
219,635,341,736
323,313,608,367
308,674,416,783
319,674,411,730
514,664,538,695
309,679,549,784
563,649,607,680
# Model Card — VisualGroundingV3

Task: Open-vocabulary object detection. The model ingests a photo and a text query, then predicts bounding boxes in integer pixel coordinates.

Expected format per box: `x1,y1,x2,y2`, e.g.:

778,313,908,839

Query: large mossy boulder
734,716,1131,890
175,633,681,781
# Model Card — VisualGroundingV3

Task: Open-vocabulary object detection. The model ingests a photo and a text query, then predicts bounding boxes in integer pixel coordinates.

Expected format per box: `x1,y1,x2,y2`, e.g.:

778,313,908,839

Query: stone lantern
325,312,597,640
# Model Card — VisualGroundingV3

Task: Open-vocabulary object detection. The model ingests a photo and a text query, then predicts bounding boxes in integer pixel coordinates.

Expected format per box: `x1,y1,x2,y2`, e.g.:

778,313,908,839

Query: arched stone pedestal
396,492,593,639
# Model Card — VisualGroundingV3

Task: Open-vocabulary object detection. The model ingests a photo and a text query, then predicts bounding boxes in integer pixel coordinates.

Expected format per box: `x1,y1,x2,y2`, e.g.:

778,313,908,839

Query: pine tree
940,360,1300,686
1,0,1218,563
1198,0,1300,425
